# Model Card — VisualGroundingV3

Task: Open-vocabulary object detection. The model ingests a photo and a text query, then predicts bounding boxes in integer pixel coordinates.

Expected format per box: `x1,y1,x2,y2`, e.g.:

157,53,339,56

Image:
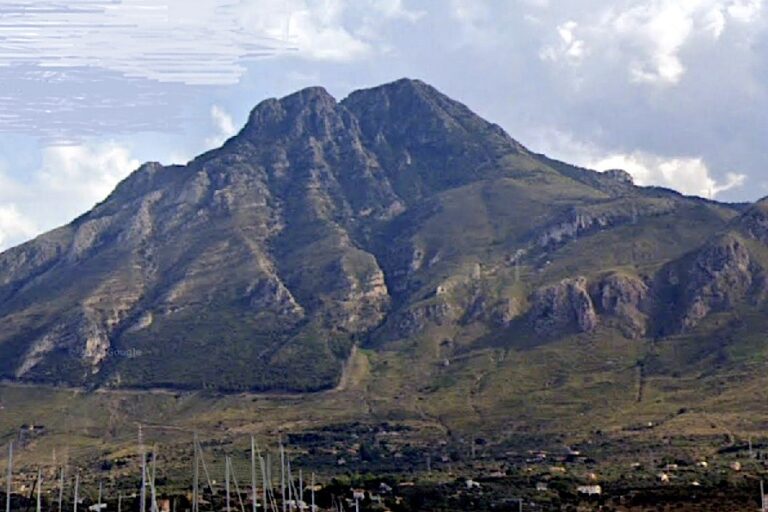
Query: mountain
0,78,763,402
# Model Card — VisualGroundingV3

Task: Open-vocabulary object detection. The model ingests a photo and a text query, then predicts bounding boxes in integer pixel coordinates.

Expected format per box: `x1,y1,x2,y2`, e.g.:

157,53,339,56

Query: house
466,479,481,489
536,482,549,492
576,485,602,496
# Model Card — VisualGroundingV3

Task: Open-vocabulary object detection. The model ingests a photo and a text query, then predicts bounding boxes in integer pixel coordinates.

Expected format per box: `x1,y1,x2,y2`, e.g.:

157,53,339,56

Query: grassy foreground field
3,331,768,497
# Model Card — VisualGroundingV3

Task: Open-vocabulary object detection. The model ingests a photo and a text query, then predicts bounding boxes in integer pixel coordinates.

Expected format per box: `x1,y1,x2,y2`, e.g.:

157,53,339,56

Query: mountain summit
0,79,762,394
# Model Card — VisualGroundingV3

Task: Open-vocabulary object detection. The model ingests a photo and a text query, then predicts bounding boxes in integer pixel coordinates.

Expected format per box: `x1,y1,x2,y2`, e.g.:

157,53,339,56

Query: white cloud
449,0,498,46
0,204,37,251
38,143,140,206
590,152,747,198
451,0,490,24
538,0,765,85
205,105,238,149
0,141,140,250
612,2,701,85
540,20,586,62
728,0,764,21
703,7,727,37
523,128,747,199
0,0,424,86
369,0,425,22
0,1,295,86
236,0,423,63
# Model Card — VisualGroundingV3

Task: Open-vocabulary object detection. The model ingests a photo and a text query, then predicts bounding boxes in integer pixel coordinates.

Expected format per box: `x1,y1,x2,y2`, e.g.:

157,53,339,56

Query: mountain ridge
0,78,762,402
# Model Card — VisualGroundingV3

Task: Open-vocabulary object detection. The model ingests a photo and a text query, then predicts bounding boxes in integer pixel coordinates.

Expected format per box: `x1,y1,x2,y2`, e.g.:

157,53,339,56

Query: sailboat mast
192,435,199,512
58,466,64,512
225,456,231,512
250,438,257,512
5,442,12,512
36,469,42,512
310,474,315,512
73,473,79,512
150,447,158,512
280,444,286,512
259,456,267,512
286,458,292,510
298,471,302,509
139,426,146,512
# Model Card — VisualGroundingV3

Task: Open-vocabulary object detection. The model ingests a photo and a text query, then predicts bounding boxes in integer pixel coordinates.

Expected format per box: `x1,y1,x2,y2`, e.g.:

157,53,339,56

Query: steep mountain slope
0,78,755,396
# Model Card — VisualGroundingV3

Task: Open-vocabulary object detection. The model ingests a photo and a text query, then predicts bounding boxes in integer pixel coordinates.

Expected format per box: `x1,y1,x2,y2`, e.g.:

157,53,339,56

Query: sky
0,0,766,250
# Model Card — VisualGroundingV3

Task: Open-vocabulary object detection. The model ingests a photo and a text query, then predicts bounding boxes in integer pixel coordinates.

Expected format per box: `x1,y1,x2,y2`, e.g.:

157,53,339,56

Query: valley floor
3,374,768,512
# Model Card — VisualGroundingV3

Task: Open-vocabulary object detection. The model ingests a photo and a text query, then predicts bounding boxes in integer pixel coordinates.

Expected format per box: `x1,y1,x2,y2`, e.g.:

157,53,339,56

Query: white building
576,485,602,496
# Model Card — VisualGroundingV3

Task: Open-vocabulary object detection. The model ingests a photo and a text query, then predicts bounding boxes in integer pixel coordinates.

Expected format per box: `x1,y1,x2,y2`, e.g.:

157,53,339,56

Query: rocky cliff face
530,277,598,335
526,272,650,338
591,272,651,338
0,78,755,392
739,200,768,244
679,235,759,330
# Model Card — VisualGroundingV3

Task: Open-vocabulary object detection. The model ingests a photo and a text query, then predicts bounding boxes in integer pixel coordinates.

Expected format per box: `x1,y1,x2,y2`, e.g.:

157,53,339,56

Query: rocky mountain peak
341,77,514,143
0,79,755,394
603,169,634,184
241,85,341,142
738,198,768,244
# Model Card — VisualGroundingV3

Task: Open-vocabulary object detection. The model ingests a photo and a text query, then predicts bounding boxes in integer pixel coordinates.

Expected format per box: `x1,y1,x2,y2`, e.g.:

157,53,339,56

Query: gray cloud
0,1,293,85
402,0,767,202
1,0,767,251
